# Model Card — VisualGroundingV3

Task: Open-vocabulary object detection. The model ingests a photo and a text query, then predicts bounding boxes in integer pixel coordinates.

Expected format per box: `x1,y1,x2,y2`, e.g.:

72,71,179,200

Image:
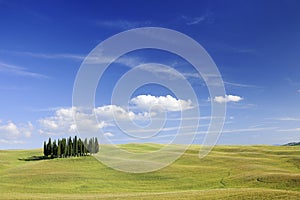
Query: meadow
1,144,300,199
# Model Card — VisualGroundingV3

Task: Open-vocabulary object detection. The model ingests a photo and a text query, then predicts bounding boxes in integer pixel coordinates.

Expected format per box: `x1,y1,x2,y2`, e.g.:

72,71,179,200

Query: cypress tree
57,139,61,158
43,141,47,157
78,138,82,156
42,136,99,158
67,137,72,157
74,136,78,156
52,140,57,158
61,138,66,158
47,138,52,157
88,138,92,154
94,137,99,153
92,137,95,154
84,138,88,156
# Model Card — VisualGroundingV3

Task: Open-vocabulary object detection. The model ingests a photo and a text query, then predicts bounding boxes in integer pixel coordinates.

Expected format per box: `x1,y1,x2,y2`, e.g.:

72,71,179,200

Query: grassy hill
1,144,300,199
283,141,300,146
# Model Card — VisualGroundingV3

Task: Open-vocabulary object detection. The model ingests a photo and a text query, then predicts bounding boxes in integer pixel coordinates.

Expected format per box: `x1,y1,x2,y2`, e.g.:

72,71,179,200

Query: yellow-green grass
1,144,300,199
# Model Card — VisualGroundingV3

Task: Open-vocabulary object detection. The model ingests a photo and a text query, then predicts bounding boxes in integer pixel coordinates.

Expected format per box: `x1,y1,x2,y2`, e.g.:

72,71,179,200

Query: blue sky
0,0,300,149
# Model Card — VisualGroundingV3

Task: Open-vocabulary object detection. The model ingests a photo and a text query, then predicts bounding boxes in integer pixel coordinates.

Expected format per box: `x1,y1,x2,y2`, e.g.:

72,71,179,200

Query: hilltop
283,141,300,146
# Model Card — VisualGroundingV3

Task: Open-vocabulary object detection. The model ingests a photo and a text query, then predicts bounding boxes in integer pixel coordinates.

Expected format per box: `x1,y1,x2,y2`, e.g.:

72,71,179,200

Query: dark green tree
43,141,47,157
67,137,72,157
52,140,57,158
42,136,99,158
88,138,92,154
84,138,88,155
74,136,78,156
57,139,61,158
94,137,99,153
61,138,66,158
46,138,52,157
78,138,82,156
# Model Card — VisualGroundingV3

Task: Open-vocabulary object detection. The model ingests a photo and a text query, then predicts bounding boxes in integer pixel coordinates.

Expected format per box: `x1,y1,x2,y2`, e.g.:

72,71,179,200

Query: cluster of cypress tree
43,136,99,158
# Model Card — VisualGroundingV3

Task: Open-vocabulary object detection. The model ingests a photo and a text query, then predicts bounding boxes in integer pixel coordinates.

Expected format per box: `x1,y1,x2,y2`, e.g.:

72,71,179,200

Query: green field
1,144,300,199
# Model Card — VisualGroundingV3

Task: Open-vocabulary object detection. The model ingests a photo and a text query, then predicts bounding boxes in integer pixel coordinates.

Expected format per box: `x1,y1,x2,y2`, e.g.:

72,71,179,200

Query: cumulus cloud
20,122,34,138
94,105,136,120
0,121,20,139
38,95,193,136
38,105,150,136
213,95,243,103
130,95,193,112
0,121,33,145
38,107,110,136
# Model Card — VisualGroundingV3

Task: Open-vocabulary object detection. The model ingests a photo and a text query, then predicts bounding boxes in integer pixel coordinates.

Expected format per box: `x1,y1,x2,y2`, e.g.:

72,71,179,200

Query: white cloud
38,105,147,136
213,95,243,103
277,128,300,132
298,89,300,93
271,117,300,121
224,81,259,88
137,64,182,79
94,105,136,120
38,107,109,136
84,53,141,68
0,139,25,145
185,16,206,25
38,95,193,136
3,50,141,68
94,19,151,30
222,127,277,133
137,64,201,80
130,95,193,112
181,12,213,25
0,62,49,78
0,121,20,139
104,132,114,137
20,122,34,138
0,121,33,145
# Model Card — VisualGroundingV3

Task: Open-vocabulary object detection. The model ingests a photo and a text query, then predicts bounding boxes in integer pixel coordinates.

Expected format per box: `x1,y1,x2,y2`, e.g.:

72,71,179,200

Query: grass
1,144,300,199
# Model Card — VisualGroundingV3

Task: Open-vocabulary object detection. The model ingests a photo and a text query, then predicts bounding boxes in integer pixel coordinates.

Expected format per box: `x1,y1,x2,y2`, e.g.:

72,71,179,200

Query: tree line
43,136,99,158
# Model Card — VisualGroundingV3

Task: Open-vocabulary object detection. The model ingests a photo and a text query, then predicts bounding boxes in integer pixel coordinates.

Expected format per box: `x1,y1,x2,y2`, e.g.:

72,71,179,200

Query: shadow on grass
18,156,54,161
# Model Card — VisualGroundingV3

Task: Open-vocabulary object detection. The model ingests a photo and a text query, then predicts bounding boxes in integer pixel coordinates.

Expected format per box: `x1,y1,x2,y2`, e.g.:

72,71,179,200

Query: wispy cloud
224,81,260,88
0,62,49,78
221,126,277,134
277,128,300,132
286,78,300,86
2,50,142,68
141,126,278,140
182,15,207,25
94,19,152,30
2,50,86,60
0,139,25,145
270,117,300,121
136,62,261,90
181,11,214,25
0,85,28,90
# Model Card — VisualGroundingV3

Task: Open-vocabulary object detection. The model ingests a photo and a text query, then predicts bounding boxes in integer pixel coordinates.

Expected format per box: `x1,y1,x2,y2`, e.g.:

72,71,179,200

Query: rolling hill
1,144,300,199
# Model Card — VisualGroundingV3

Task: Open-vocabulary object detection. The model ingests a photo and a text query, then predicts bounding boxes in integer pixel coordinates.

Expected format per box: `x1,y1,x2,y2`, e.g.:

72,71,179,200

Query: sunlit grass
1,144,300,199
